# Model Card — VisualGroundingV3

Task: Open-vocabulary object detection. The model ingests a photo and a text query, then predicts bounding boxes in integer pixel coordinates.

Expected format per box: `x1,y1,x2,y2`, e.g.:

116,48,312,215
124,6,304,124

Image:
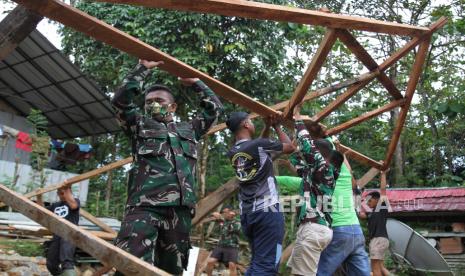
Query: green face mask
146,102,171,118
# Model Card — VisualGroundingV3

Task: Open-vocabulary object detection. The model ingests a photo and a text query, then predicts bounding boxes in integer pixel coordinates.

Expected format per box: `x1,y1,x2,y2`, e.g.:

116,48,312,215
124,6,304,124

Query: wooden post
0,183,170,276
283,28,337,118
0,5,43,61
383,38,431,170
326,99,406,136
356,167,380,188
380,171,387,196
0,157,133,208
80,209,117,234
92,0,429,36
335,29,403,99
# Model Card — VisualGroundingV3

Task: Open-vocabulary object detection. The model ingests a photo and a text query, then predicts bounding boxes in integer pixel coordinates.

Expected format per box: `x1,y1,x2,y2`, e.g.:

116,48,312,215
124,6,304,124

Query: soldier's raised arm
179,78,224,140
111,60,163,134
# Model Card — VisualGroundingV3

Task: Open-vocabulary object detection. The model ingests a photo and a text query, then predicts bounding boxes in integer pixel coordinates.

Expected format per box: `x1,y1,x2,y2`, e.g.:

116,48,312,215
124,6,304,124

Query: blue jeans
241,204,284,276
317,225,370,276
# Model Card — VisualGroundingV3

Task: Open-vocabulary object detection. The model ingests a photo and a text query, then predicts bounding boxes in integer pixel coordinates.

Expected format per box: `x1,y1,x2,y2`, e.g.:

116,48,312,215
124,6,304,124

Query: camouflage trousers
114,206,192,275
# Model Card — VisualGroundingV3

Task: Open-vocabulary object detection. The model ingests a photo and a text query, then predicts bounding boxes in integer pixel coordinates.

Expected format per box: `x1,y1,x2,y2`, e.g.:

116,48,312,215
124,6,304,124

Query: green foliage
59,0,465,223
26,109,48,136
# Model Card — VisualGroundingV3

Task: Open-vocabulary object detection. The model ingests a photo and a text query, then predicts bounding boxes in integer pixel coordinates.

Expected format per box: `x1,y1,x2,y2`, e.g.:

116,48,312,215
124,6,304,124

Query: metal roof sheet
0,30,119,138
364,187,465,212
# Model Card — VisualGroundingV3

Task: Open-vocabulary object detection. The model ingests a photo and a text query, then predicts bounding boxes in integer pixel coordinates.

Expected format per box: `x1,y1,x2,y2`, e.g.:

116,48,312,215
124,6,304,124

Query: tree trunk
104,135,117,215
387,33,404,186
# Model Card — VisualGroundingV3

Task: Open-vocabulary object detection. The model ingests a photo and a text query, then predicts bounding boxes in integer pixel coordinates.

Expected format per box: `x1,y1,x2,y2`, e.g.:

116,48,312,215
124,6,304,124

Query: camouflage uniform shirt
218,219,242,248
290,120,336,227
112,64,223,210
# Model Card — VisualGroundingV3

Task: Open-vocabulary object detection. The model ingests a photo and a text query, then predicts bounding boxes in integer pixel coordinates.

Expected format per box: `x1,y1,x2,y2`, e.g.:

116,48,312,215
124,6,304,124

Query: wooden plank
380,171,387,196
335,29,403,99
93,0,429,36
0,5,43,61
356,167,380,188
194,249,210,276
312,77,374,122
383,39,431,169
0,183,170,276
0,157,133,208
192,178,239,226
12,0,277,117
283,28,337,118
326,99,406,135
80,209,117,234
207,71,378,135
336,144,384,169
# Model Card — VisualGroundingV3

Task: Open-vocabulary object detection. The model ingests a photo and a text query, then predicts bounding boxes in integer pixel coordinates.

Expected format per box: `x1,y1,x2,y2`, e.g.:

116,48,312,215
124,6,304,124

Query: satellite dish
386,218,453,275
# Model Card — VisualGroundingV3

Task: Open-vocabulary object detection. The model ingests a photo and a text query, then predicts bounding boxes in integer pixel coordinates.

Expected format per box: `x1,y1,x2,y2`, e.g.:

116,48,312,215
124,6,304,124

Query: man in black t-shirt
39,186,80,276
359,190,390,276
226,111,295,275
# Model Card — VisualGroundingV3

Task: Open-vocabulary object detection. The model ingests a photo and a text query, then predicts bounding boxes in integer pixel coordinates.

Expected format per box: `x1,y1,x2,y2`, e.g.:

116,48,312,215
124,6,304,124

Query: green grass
0,239,44,257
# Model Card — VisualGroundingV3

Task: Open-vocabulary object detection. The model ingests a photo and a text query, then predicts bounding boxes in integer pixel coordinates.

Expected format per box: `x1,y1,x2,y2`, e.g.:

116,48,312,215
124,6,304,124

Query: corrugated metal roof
364,187,465,212
0,30,120,138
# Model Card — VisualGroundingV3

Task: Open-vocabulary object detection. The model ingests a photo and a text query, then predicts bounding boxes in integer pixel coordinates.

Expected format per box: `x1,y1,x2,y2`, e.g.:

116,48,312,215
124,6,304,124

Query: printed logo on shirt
231,152,256,181
54,205,69,218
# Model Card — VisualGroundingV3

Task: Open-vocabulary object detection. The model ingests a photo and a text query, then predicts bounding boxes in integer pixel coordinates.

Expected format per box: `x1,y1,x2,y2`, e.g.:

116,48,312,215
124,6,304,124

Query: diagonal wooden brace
0,183,171,276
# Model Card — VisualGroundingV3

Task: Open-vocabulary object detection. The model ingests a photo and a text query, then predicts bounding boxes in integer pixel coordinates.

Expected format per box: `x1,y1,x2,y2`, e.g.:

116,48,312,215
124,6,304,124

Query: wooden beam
312,77,375,122
207,71,378,135
0,183,170,276
192,178,239,226
380,171,387,196
335,29,403,99
326,99,406,136
93,0,429,37
383,38,431,170
311,17,446,123
378,18,447,72
336,144,384,169
0,157,133,208
12,0,277,118
356,167,380,188
80,209,117,234
0,5,43,61
283,28,337,118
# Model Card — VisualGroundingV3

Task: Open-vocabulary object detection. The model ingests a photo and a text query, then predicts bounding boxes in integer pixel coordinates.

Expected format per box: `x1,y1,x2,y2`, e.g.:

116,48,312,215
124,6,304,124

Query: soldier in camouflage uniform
205,206,242,276
112,60,223,275
287,105,343,276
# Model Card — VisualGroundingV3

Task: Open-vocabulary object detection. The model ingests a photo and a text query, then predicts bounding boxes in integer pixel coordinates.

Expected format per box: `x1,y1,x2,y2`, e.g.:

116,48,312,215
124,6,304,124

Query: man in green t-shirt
205,206,242,276
316,137,370,276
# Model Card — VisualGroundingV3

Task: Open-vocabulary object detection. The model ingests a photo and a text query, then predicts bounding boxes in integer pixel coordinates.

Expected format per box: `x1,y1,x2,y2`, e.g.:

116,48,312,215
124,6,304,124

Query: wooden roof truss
1,0,447,274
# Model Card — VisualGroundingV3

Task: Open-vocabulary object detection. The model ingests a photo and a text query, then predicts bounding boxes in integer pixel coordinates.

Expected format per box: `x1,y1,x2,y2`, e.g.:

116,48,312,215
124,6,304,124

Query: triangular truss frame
1,0,447,275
